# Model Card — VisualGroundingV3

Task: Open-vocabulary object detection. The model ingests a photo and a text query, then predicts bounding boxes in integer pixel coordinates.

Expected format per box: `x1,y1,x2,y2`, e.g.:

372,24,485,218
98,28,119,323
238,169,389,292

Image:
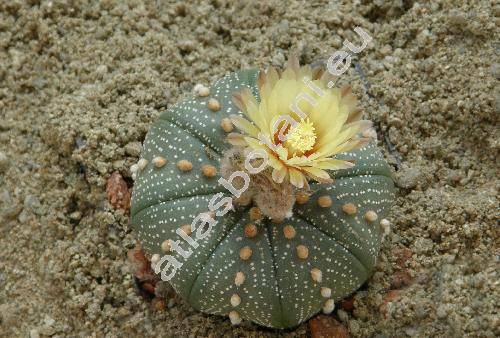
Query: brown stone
151,297,166,311
339,296,355,311
310,315,349,338
391,270,412,289
379,290,400,316
106,171,131,212
141,282,156,294
127,244,156,282
393,247,413,268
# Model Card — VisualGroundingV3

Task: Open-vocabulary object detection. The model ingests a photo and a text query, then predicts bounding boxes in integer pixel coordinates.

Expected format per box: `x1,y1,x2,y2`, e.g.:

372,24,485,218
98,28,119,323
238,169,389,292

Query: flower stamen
286,119,316,154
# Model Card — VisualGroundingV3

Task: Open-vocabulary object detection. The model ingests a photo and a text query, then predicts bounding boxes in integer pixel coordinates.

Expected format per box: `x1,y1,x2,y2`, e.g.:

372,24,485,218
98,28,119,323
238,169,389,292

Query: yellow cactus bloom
228,57,372,189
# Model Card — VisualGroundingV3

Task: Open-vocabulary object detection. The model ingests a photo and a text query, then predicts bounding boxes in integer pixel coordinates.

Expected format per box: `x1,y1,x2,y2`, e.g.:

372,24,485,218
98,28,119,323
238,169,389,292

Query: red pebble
106,171,131,212
310,315,349,338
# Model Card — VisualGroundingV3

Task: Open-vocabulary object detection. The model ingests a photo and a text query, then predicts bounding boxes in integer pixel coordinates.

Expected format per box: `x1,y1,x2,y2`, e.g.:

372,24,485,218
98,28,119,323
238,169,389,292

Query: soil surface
0,1,498,337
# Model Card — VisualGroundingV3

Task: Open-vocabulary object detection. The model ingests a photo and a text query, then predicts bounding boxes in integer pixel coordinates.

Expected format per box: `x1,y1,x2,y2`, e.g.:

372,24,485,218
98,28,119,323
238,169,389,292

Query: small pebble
124,141,142,156
380,218,391,237
0,152,9,172
151,297,166,311
194,84,210,97
137,158,148,171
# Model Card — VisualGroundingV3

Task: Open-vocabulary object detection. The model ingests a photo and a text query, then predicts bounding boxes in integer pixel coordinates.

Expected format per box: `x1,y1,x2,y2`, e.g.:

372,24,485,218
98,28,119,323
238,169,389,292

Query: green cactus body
130,69,394,329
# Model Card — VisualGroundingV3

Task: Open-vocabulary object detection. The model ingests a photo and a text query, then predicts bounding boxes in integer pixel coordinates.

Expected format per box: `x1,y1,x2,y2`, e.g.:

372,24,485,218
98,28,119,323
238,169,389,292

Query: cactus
130,63,394,329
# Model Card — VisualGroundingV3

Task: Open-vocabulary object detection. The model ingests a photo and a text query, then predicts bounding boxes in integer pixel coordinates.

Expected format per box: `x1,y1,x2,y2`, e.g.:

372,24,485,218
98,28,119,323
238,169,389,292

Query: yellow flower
228,57,372,189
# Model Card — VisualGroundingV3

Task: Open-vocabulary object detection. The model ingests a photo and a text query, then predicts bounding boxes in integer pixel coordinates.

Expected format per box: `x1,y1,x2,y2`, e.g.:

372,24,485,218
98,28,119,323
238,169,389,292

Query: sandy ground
0,1,498,337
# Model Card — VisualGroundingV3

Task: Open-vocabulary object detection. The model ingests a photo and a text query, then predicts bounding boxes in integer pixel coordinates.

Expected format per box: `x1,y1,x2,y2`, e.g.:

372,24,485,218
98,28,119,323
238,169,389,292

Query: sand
0,1,498,337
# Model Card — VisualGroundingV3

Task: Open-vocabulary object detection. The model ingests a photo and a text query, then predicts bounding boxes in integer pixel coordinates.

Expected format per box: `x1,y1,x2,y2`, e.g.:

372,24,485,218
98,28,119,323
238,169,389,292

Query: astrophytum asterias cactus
130,64,394,329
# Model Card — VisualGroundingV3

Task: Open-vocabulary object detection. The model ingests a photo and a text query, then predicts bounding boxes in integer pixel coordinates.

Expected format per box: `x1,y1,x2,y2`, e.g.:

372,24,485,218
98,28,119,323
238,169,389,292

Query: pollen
286,119,317,154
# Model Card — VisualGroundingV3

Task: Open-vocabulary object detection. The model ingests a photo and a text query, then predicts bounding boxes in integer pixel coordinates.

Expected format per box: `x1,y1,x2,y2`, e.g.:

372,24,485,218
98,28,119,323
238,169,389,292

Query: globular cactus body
131,68,394,328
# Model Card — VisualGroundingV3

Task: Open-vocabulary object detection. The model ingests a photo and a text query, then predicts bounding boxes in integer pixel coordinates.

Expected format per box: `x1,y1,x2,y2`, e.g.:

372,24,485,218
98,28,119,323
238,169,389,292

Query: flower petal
226,133,248,146
332,138,370,154
272,167,287,184
301,167,333,183
311,158,354,170
289,168,305,188
230,115,260,137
